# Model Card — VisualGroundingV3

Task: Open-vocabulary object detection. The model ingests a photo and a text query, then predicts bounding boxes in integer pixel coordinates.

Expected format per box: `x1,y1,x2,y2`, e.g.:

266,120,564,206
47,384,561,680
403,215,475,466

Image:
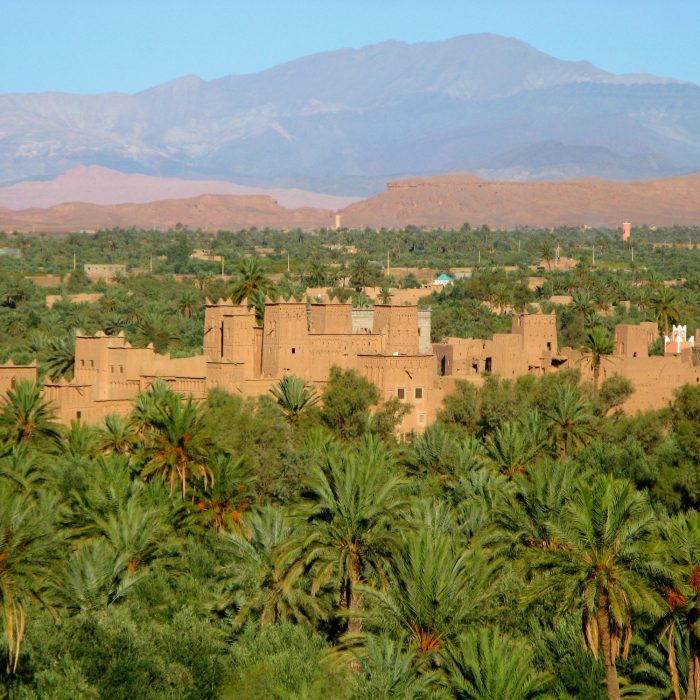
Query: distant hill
0,195,333,233
2,34,700,194
339,172,700,229
0,167,358,211
5,171,700,233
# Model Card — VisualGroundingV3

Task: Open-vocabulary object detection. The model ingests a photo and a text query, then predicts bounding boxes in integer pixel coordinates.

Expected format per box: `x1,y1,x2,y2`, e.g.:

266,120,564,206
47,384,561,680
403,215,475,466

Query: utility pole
221,256,225,280
556,242,560,260
592,245,595,266
631,245,634,262
287,252,290,273
149,255,153,273
387,250,390,277
73,253,76,271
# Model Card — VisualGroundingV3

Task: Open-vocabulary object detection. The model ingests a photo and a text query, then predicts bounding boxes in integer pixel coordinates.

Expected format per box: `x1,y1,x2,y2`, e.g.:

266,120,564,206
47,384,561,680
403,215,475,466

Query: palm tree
571,289,595,326
103,313,127,336
141,396,214,498
306,260,328,288
281,435,409,634
218,506,324,629
363,529,496,657
543,383,595,458
0,380,61,447
53,419,101,460
484,420,540,477
350,255,372,288
0,485,60,671
98,413,139,455
406,422,456,477
177,289,198,319
351,634,436,699
580,326,615,391
134,312,180,353
55,539,140,612
270,375,320,425
131,379,178,434
195,453,253,533
95,497,172,574
44,332,76,381
523,475,667,700
540,242,554,271
493,460,584,555
378,287,393,304
442,628,552,699
246,288,267,325
653,287,681,337
230,259,276,305
659,510,700,700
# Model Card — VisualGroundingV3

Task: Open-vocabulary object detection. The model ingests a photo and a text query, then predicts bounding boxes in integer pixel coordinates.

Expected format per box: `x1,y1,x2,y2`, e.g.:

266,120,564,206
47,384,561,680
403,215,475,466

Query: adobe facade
0,300,440,435
0,302,699,432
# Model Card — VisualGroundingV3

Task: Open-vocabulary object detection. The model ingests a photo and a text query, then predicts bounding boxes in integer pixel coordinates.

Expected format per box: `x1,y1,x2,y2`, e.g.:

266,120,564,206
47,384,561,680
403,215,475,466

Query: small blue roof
435,274,453,281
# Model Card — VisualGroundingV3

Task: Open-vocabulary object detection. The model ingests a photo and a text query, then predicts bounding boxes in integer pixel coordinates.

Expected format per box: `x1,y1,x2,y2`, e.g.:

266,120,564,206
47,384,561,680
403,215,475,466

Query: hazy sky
3,0,699,94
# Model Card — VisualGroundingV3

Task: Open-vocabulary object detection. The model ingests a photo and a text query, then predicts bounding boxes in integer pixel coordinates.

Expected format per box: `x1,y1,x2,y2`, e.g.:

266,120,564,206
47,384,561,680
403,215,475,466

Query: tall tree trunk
597,601,622,700
688,612,699,700
347,558,363,635
593,362,600,392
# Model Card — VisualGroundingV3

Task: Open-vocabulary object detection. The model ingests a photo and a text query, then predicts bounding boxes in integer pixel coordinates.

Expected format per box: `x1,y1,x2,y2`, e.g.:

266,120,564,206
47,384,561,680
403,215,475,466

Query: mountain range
4,33,700,195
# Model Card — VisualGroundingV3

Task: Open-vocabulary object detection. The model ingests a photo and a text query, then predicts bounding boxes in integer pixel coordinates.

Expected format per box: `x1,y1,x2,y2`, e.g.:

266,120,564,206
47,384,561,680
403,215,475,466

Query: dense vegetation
0,224,698,698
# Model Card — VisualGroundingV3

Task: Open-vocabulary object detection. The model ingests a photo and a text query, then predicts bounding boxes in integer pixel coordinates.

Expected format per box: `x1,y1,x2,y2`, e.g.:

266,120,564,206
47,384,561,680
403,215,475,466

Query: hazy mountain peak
1,33,699,191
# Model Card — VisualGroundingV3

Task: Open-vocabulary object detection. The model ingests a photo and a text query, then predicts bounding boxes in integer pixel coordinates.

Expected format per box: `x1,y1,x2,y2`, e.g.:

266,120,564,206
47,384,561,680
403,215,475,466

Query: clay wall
309,303,353,335
358,353,441,434
221,313,260,377
261,302,310,377
204,299,245,361
43,382,100,424
352,308,374,333
491,333,529,377
418,310,432,354
0,363,38,395
84,264,127,280
433,337,489,377
373,304,420,355
512,312,557,365
614,323,657,357
46,293,103,308
307,333,383,381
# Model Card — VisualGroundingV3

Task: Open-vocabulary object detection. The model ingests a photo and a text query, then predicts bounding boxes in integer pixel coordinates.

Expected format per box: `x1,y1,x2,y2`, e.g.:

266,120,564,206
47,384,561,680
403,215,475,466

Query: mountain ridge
3,33,700,191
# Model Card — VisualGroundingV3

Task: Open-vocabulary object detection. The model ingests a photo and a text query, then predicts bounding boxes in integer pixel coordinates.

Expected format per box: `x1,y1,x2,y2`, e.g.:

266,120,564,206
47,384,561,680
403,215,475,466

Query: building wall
358,353,441,434
615,323,657,357
309,303,353,335
0,363,38,394
261,302,310,378
373,304,420,355
512,312,557,367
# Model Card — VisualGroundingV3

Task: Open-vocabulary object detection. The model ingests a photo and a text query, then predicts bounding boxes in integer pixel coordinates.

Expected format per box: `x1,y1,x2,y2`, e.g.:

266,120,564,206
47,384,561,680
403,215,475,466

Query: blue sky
3,0,699,94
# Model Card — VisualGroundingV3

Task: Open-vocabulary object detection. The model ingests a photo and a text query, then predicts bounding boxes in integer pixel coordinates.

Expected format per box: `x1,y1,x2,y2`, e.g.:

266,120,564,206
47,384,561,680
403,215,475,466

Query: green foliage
0,225,699,697
320,367,380,440
221,623,348,700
